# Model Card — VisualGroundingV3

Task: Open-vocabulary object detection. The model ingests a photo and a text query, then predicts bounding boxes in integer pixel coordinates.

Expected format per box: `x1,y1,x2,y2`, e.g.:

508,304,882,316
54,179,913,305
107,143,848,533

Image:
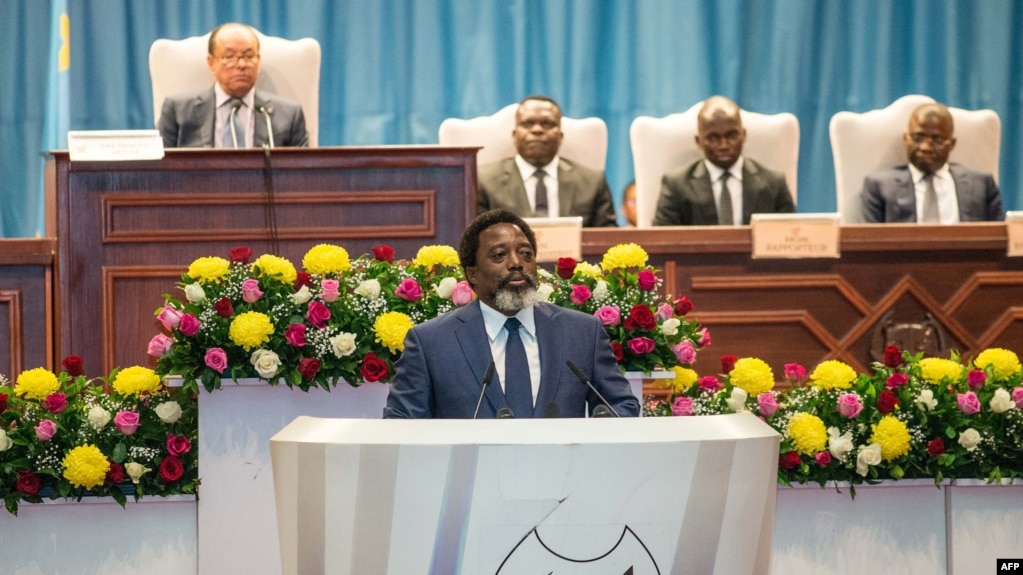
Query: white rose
88,405,112,430
914,388,938,411
355,279,381,300
434,277,457,299
659,317,681,336
292,285,312,305
958,428,982,452
592,281,610,302
153,400,183,424
0,429,13,452
330,332,357,357
827,427,854,460
855,443,882,477
989,388,1016,414
250,349,282,379
536,283,554,301
538,268,555,279
725,387,748,413
125,462,151,484
184,282,206,303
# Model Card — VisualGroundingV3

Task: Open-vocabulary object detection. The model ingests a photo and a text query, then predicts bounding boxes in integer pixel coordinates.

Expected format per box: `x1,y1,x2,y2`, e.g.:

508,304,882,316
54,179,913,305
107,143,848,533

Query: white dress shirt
515,155,561,217
909,163,960,224
704,157,744,225
214,84,255,148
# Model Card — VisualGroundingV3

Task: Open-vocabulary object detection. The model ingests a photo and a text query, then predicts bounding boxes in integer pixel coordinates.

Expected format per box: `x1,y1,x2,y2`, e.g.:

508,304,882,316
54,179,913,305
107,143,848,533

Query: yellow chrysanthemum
809,360,857,390
600,243,649,271
669,366,699,394
786,412,828,455
413,245,460,268
730,357,775,395
573,262,604,280
869,415,911,461
374,311,414,353
229,311,275,351
186,256,230,283
302,244,351,276
974,348,1022,381
62,444,111,490
252,254,298,284
14,367,61,400
919,357,963,385
112,366,162,398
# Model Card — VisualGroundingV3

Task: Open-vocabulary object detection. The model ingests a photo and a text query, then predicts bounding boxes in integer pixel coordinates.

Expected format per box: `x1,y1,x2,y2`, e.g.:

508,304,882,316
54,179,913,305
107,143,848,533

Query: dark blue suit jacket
157,87,308,148
860,163,1004,222
383,301,639,419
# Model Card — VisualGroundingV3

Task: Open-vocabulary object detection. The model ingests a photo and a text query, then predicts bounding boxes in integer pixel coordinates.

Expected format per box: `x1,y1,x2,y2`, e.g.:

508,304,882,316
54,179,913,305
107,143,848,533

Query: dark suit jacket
860,163,1004,223
652,158,794,226
157,87,309,148
477,157,619,227
383,301,640,419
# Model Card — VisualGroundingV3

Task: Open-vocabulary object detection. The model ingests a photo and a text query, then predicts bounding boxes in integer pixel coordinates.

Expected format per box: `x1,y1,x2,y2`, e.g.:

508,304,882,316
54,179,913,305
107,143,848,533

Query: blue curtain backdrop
2,0,1021,236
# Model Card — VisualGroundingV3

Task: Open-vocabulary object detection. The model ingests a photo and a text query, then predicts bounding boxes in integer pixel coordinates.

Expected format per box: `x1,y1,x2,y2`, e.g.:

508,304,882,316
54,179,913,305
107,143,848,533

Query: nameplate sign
68,130,165,161
1007,212,1023,257
523,216,583,262
750,213,841,259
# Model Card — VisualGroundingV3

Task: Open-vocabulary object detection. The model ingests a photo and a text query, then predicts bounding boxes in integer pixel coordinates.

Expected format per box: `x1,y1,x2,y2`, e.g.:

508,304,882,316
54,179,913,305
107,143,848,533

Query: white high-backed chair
630,102,800,228
830,94,1001,223
149,30,321,146
438,103,609,171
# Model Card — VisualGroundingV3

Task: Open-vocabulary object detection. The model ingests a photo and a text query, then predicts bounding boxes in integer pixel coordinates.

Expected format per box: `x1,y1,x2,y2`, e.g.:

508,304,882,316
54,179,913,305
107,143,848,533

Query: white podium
270,414,780,574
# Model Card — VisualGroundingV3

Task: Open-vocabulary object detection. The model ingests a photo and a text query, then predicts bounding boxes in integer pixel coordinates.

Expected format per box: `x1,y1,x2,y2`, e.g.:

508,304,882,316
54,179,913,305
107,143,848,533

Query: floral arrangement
644,346,1023,493
154,242,706,393
0,356,198,515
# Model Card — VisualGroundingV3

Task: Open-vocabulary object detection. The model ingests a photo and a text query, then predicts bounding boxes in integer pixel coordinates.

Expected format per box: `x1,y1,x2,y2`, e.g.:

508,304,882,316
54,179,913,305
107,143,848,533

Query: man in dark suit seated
652,95,794,226
384,209,639,419
157,22,308,148
860,102,1003,223
477,96,618,227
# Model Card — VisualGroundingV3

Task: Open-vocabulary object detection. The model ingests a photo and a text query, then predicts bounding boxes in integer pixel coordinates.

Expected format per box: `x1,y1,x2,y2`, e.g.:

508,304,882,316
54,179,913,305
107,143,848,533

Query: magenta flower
178,314,200,336
284,323,307,347
886,372,908,389
757,392,779,416
655,303,673,322
698,376,723,393
241,278,264,303
114,411,140,435
42,393,68,414
697,328,711,347
306,301,331,330
395,278,423,302
593,305,621,327
204,347,228,373
1013,387,1023,409
815,452,832,467
156,304,183,330
957,391,981,415
672,396,694,416
626,337,655,355
569,284,592,305
783,363,806,383
966,369,987,390
673,340,696,364
637,269,657,291
836,392,863,418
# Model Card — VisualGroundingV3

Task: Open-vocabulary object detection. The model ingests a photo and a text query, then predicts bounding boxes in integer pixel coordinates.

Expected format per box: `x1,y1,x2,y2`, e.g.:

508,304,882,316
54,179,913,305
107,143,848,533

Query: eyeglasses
217,53,260,68
908,132,951,148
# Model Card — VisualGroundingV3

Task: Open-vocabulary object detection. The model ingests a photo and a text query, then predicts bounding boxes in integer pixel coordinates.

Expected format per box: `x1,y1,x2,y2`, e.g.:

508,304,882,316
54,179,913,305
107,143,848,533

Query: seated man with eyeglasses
652,95,794,226
861,102,1002,223
157,22,309,148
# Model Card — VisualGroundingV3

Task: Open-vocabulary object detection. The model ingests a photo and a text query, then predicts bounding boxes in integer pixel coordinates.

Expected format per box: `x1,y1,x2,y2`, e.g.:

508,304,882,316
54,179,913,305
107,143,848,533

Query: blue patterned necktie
503,317,533,418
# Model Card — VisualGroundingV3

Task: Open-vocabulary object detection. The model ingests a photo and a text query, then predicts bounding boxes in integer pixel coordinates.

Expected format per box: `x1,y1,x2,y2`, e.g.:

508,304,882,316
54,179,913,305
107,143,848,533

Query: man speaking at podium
384,210,639,419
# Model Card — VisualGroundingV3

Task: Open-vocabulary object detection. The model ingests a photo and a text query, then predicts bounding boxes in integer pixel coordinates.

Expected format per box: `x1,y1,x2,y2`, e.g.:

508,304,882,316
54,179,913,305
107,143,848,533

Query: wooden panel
0,239,55,375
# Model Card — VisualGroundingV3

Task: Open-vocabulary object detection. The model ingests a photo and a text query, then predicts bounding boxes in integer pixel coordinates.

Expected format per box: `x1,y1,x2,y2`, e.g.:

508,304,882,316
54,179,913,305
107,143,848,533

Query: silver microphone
259,106,275,148
566,360,621,417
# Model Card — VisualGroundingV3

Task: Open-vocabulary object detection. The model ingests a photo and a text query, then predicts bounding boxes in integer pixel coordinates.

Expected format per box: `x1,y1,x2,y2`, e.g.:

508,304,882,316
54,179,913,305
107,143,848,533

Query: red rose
815,451,832,467
166,434,192,456
43,393,68,414
673,295,694,316
298,357,321,381
610,342,624,362
214,297,234,318
876,389,900,414
779,451,801,470
720,355,738,374
293,271,313,290
0,392,7,412
159,456,184,482
927,438,945,457
106,461,124,485
17,471,41,496
62,355,84,377
623,304,656,331
637,269,657,291
372,244,395,263
556,257,577,279
359,353,389,382
882,345,902,368
229,246,253,265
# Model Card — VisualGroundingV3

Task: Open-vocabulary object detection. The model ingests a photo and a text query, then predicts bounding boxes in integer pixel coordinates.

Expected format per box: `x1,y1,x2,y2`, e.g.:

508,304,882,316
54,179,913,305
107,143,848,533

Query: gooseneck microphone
228,98,243,148
472,361,497,420
566,361,621,417
258,106,275,149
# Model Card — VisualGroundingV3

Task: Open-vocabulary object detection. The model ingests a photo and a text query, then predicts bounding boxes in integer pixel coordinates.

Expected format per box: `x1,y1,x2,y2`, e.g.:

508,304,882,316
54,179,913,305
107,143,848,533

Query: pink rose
156,305,183,330
815,451,832,467
967,369,986,390
306,301,331,330
570,284,592,305
697,327,711,347
886,372,908,389
671,396,694,416
593,305,621,327
204,347,228,373
673,340,696,364
957,391,981,415
285,324,307,347
394,278,423,302
1013,387,1023,409
699,376,723,393
320,279,340,303
655,303,674,322
451,281,475,306
627,337,655,355
242,279,264,303
43,393,68,414
35,419,57,441
757,392,779,416
166,434,192,456
836,392,863,418
637,269,657,291
178,314,200,336
148,333,174,357
114,411,140,435
784,363,806,383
